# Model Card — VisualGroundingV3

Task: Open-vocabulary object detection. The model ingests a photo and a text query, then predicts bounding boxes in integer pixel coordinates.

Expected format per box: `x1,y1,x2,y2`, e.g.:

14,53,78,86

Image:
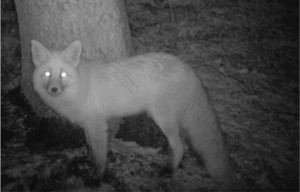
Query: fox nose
51,87,58,93
48,85,62,97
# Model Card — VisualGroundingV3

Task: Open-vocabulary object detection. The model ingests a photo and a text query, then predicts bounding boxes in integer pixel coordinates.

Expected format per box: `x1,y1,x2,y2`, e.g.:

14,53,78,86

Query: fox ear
62,40,82,67
31,40,51,67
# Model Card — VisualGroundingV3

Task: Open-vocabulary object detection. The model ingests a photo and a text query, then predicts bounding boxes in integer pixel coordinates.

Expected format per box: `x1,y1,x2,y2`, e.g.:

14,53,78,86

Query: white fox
31,40,235,189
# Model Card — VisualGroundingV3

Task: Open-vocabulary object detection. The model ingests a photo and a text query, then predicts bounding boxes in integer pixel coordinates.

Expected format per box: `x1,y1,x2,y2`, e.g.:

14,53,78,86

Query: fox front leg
82,119,109,177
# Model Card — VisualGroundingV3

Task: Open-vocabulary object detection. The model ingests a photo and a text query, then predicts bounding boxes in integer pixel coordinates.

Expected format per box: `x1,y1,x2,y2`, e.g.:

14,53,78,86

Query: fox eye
44,71,51,77
60,72,67,78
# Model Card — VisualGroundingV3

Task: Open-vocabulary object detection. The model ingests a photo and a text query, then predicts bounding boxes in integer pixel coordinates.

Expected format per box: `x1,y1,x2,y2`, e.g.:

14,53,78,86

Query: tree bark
14,0,132,116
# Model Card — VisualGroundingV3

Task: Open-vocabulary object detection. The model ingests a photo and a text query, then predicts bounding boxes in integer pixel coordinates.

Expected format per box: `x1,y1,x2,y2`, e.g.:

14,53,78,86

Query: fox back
31,40,235,189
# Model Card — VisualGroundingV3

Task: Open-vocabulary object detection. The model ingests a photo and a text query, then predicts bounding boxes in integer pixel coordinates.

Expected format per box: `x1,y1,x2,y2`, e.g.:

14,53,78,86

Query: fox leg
148,109,184,173
82,119,108,177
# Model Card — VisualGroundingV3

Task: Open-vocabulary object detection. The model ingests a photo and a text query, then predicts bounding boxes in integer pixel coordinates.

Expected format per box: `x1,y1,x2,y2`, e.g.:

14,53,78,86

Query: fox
31,40,235,189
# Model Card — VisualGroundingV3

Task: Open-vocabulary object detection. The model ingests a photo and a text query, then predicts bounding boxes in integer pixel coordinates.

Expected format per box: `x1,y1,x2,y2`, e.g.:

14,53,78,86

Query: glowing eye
44,71,51,77
61,72,67,78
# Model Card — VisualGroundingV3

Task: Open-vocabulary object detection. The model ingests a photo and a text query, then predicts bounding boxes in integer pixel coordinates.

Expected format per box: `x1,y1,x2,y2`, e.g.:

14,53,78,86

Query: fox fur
31,40,235,189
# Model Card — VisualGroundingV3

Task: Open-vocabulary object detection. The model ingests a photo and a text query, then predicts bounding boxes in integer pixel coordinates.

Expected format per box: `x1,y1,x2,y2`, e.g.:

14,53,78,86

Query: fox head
31,40,82,98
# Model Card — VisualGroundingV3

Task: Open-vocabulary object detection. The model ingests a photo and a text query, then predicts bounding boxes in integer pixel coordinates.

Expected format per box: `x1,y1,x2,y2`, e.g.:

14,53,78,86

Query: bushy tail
183,89,235,189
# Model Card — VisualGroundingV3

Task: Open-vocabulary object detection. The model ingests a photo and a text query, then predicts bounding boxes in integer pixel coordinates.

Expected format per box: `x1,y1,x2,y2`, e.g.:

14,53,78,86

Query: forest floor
2,0,299,191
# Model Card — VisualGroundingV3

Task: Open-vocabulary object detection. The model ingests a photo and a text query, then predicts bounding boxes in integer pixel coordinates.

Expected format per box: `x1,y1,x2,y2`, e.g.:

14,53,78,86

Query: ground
1,0,299,191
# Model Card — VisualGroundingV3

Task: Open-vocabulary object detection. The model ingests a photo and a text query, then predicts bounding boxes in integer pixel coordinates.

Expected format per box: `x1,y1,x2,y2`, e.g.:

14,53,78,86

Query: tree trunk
14,0,132,116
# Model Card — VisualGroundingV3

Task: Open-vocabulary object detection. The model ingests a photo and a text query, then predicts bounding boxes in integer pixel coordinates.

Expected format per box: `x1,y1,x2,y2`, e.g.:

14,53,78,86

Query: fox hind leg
148,109,184,175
